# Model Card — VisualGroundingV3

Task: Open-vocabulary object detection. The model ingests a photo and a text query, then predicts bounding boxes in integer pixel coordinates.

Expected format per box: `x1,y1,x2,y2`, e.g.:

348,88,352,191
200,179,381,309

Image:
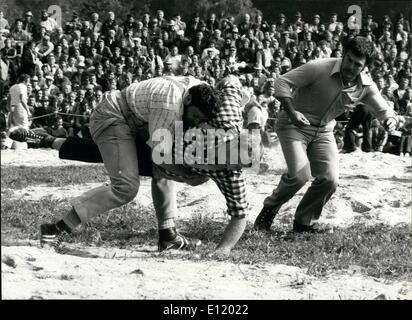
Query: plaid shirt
163,77,249,218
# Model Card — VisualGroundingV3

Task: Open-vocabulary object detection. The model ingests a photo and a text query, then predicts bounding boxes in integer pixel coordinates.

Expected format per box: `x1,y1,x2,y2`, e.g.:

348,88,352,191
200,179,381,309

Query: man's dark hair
18,74,30,83
343,36,376,66
373,73,384,81
188,84,222,119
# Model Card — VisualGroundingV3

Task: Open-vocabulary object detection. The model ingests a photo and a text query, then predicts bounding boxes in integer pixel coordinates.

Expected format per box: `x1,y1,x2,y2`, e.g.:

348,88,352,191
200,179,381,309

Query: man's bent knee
323,176,339,192
293,170,311,188
111,180,140,204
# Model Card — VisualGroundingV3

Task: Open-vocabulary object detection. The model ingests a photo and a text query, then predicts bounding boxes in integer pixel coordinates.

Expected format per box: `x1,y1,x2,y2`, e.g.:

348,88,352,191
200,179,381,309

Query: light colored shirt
0,58,8,80
124,76,203,149
274,58,397,129
39,18,59,33
164,54,182,71
92,76,203,152
9,83,30,129
35,41,54,57
9,83,27,106
0,17,10,33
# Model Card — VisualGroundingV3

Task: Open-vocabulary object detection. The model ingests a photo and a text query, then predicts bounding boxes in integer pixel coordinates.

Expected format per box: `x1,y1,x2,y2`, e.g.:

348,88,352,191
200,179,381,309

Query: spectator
1,7,410,156
105,29,119,52
35,35,54,62
101,12,117,38
39,9,59,34
393,74,410,114
370,118,388,152
342,104,374,153
90,13,103,35
147,46,163,73
65,12,83,33
256,39,274,70
395,23,409,51
292,11,304,33
122,14,137,35
10,18,31,54
156,10,167,30
177,58,194,76
149,18,162,39
50,116,68,138
173,13,186,32
0,11,10,36
276,13,288,33
164,45,182,72
21,11,36,37
279,31,295,51
95,39,113,59
32,94,50,128
18,42,37,77
399,116,412,156
186,13,202,39
154,38,170,59
8,74,31,129
396,13,410,33
327,13,340,33
44,74,59,95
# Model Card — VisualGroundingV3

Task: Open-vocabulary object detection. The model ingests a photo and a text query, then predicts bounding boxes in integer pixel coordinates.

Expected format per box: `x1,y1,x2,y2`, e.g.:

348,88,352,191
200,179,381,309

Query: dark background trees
1,0,410,26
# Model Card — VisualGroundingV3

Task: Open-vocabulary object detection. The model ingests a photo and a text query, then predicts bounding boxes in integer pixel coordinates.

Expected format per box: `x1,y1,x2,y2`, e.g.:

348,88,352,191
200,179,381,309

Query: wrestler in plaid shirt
162,76,250,218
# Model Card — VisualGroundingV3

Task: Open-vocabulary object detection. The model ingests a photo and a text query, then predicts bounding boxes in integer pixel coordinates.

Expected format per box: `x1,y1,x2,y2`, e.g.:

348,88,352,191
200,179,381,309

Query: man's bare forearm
278,97,296,117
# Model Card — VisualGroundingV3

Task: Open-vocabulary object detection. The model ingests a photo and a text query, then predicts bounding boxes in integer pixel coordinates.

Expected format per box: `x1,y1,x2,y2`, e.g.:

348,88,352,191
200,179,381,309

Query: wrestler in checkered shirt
160,75,255,219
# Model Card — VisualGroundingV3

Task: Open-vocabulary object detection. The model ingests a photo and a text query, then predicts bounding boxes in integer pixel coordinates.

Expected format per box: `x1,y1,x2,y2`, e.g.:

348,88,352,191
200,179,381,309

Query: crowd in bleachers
0,8,411,154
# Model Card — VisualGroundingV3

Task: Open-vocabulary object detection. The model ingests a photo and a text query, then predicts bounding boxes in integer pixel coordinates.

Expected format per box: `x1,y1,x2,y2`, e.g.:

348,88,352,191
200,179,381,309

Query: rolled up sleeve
362,83,398,122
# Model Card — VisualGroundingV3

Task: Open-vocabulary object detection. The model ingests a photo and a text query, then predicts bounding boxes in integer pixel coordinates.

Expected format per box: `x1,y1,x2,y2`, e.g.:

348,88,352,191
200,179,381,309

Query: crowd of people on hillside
0,8,411,155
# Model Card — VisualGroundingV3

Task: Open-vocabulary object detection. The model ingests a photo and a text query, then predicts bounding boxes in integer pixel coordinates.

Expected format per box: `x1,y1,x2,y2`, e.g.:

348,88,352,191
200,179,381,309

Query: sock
158,217,175,230
159,227,177,241
52,138,65,150
61,207,82,231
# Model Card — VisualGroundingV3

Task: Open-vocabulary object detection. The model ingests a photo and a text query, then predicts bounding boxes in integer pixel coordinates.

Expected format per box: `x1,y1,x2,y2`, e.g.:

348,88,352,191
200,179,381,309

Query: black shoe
40,223,69,252
9,127,43,142
9,128,55,148
292,221,333,234
158,228,201,252
254,206,279,231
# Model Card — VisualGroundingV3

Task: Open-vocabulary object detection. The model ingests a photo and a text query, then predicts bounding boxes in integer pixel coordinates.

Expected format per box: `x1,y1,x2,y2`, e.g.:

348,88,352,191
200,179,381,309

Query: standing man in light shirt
254,36,398,233
7,74,31,129
0,11,10,36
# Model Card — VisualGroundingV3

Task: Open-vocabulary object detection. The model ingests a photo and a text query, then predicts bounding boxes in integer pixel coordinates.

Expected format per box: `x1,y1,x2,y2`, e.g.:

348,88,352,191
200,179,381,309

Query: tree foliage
1,0,260,24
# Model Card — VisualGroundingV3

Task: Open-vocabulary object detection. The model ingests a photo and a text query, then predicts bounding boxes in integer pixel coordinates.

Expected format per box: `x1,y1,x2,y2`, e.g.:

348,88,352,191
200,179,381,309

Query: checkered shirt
164,78,249,218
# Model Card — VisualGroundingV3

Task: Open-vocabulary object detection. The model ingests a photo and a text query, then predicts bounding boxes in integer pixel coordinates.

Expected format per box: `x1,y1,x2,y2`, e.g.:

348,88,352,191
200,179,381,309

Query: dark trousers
343,105,373,152
400,135,412,154
59,136,153,177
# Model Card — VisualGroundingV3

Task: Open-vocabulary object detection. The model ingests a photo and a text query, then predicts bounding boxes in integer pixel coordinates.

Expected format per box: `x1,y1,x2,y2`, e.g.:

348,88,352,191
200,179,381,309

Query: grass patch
1,197,158,247
184,215,412,280
1,166,109,189
2,197,411,280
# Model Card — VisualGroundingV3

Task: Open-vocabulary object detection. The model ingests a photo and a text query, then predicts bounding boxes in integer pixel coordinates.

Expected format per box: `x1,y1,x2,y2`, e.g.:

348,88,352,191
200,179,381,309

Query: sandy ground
1,147,412,300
